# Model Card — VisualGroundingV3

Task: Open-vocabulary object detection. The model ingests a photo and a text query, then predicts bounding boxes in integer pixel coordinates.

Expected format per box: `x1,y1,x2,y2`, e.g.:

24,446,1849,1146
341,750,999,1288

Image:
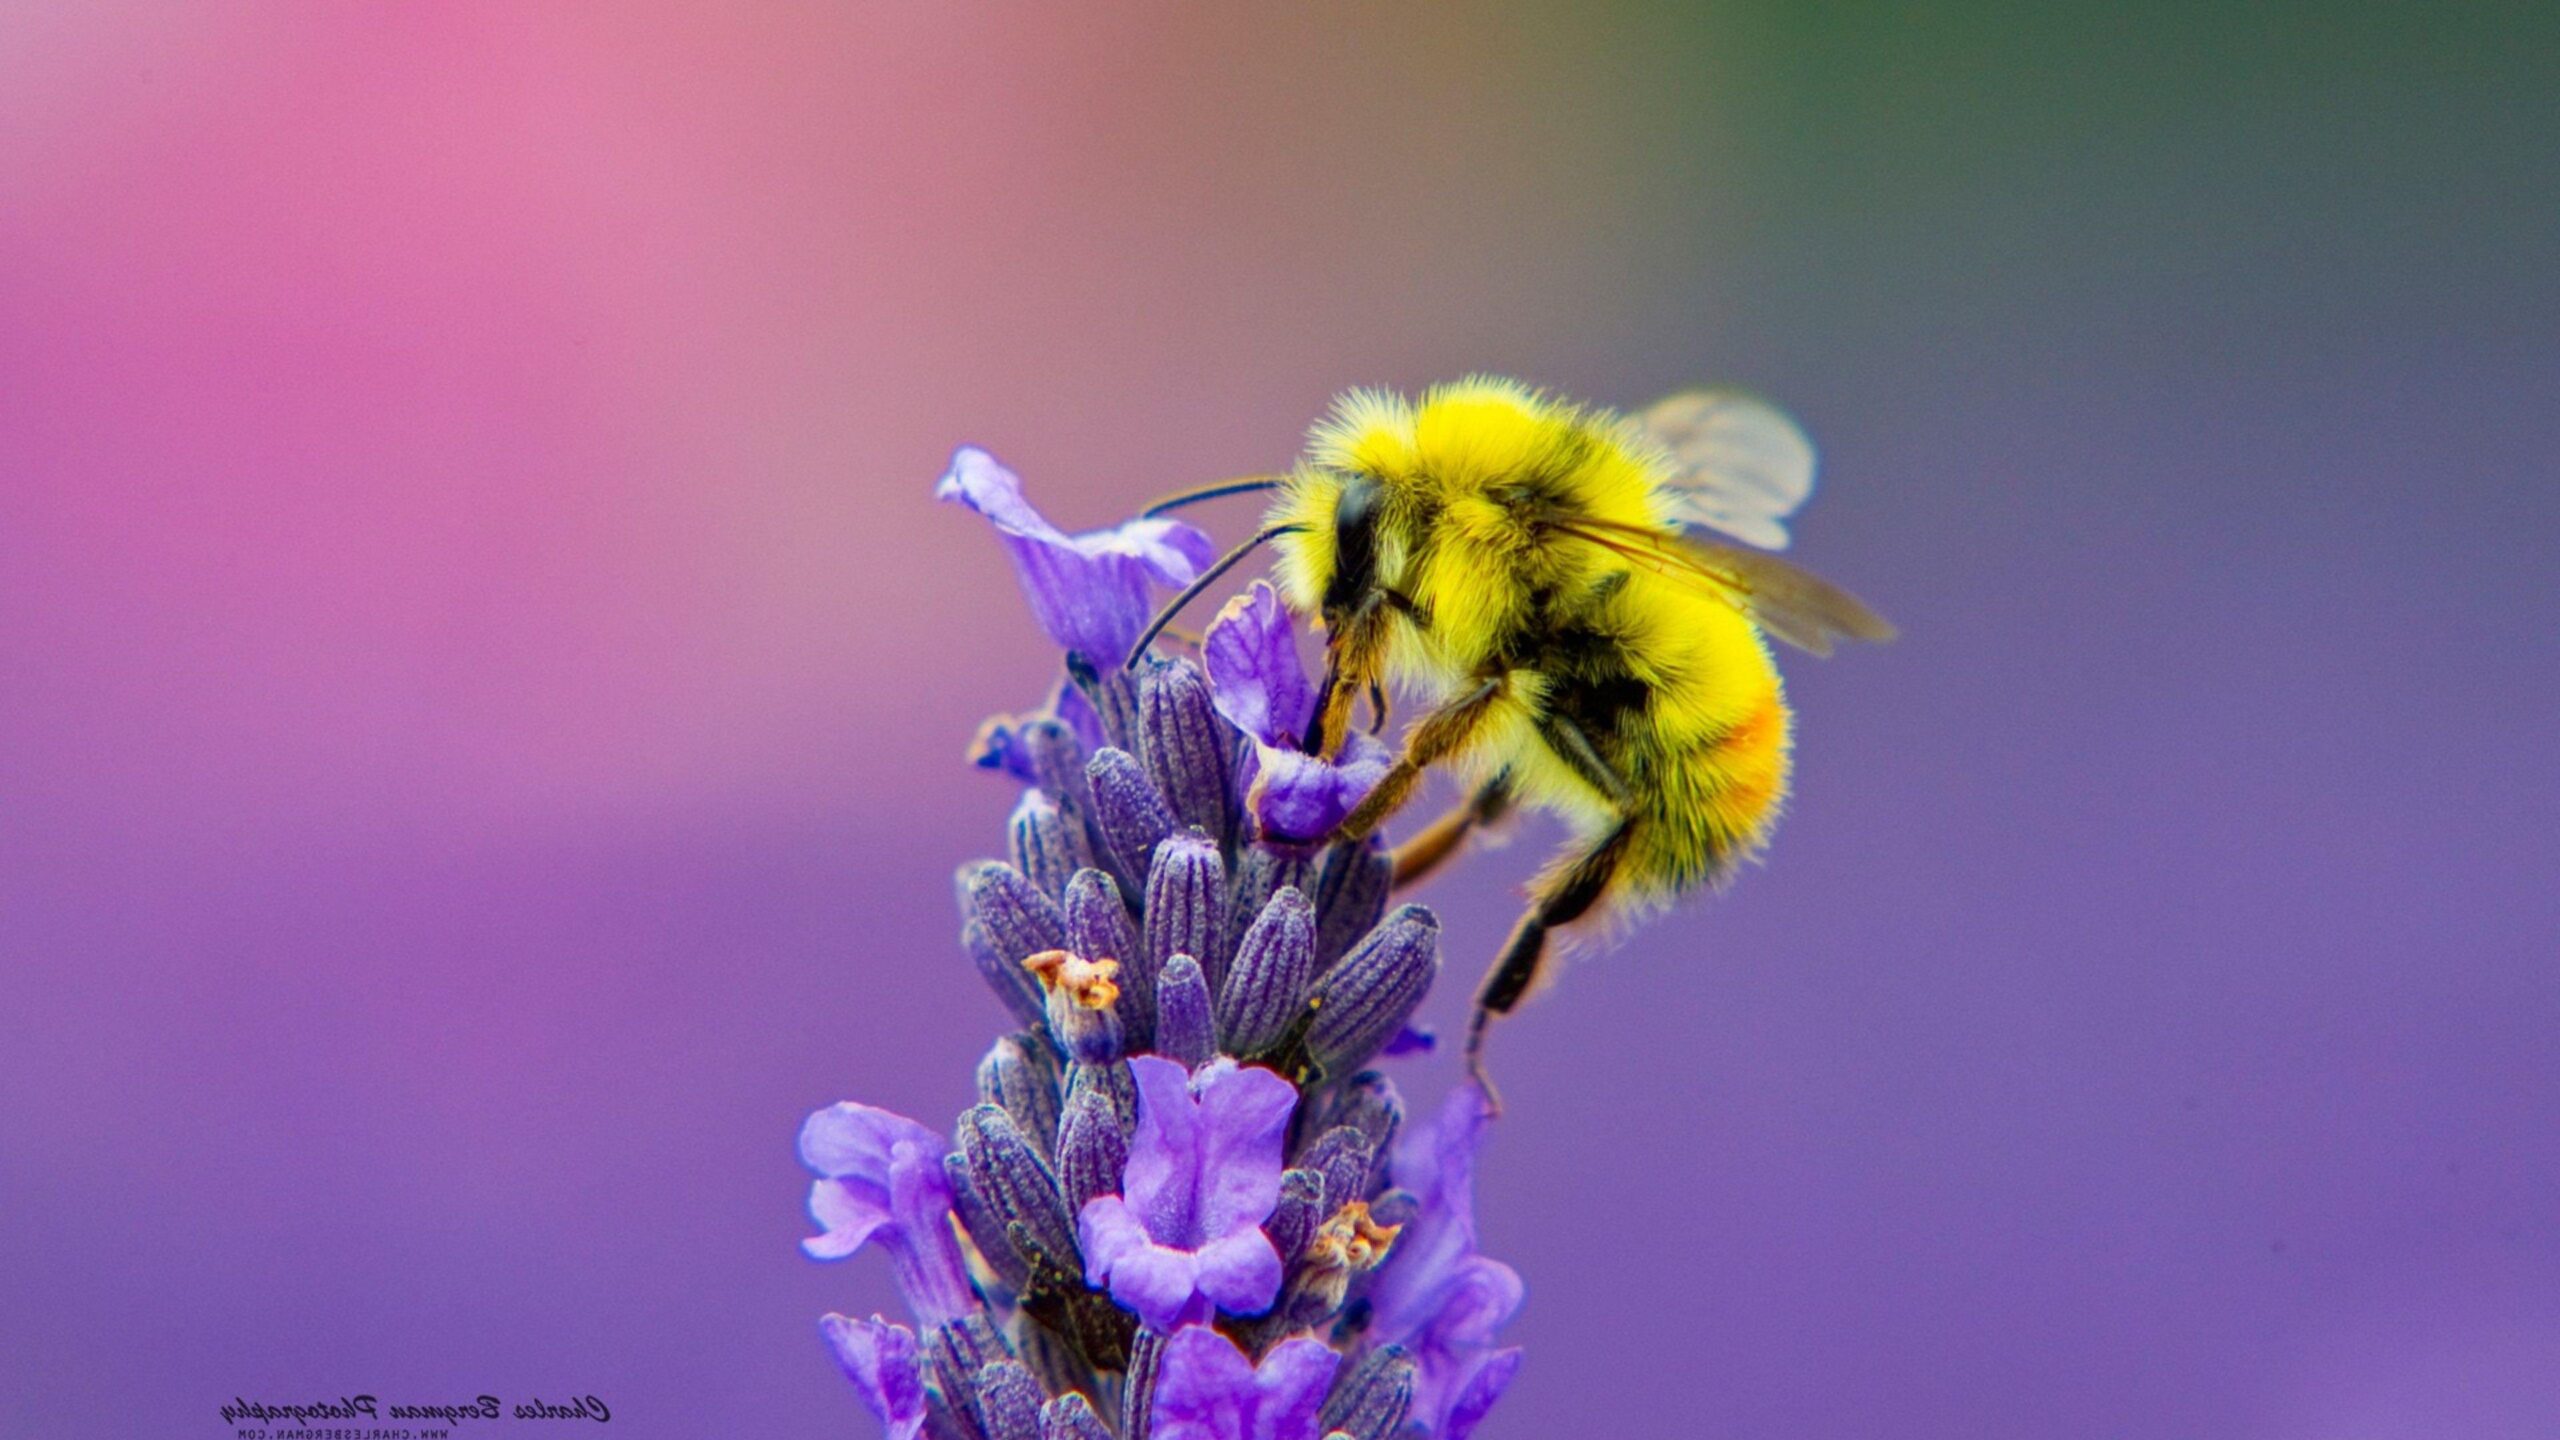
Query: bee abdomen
1623,687,1792,900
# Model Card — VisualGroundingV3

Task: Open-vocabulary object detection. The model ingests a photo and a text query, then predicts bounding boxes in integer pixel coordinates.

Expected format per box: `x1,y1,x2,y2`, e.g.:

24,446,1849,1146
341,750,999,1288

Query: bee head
1318,471,1384,628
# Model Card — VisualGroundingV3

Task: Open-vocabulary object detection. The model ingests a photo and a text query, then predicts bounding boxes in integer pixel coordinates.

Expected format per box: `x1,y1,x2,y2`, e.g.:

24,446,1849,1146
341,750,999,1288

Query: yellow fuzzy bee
1132,377,1893,1082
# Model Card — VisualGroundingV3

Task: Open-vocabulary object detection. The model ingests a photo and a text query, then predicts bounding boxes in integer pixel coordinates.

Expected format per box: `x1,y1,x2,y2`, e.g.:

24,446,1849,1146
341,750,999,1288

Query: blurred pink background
4,5,2554,1437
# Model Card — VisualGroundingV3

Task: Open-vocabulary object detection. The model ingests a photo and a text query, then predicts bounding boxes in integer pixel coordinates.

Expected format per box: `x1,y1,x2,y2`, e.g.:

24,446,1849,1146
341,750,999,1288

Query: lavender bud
945,1155,1031,1292
1086,747,1176,883
932,1393,986,1440
1366,1188,1419,1230
1054,1087,1129,1214
1039,1393,1113,1440
1318,1345,1417,1440
1143,833,1227,995
1312,839,1392,969
1064,869,1152,1049
1227,845,1315,963
958,1104,1078,1270
974,1361,1044,1440
926,1314,1011,1440
1065,1058,1136,1137
1296,1124,1376,1210
1018,717,1094,817
963,922,1052,1032
1122,1329,1164,1440
961,862,1065,1026
1316,1071,1404,1163
1307,906,1440,1077
976,1033,1062,1157
1218,886,1317,1057
1264,1167,1325,1263
1009,789,1094,901
1151,954,1216,1069
1063,650,1140,753
1014,1327,1096,1425
1137,658,1232,839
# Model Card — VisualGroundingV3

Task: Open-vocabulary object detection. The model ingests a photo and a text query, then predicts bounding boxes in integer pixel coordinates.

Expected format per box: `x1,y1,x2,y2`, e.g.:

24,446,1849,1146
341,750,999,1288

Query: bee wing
1631,388,1817,551
1557,518,1896,657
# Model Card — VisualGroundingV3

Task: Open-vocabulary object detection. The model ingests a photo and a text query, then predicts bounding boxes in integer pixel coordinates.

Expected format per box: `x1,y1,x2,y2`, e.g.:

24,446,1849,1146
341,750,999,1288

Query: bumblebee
1134,377,1892,1083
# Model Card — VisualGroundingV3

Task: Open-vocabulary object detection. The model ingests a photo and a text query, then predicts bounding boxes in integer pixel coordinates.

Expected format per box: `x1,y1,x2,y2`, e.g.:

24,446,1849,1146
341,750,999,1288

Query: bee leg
1467,711,1634,1103
1326,674,1506,845
1389,773,1513,889
1468,815,1636,1106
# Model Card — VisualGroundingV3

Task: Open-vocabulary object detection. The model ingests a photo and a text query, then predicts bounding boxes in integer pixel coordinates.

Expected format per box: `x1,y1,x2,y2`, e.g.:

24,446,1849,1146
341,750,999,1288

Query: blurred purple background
4,5,2554,1437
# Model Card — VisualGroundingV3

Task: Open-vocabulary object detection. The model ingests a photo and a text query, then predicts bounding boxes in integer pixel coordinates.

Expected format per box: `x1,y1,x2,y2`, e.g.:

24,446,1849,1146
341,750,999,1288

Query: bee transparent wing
1557,518,1896,657
1632,388,1817,551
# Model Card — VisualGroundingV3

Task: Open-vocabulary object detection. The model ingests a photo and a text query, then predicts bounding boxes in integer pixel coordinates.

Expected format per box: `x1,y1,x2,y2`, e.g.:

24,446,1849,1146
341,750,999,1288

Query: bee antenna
1139,476,1283,518
1124,522,1305,670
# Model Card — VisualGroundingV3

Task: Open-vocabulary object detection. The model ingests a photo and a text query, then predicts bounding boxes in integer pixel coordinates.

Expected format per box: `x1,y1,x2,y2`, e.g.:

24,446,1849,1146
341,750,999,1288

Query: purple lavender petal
801,1104,977,1325
1188,1224,1284,1318
1151,1326,1258,1440
1246,731,1391,845
1189,1061,1297,1240
1383,1024,1437,1058
803,1177,892,1262
1365,1082,1492,1342
801,1103,946,1190
1121,1055,1203,1242
1077,1195,1207,1332
936,447,1214,662
1150,1327,1340,1440
1437,1347,1523,1440
819,1314,928,1440
1200,582,1316,748
1252,1336,1345,1440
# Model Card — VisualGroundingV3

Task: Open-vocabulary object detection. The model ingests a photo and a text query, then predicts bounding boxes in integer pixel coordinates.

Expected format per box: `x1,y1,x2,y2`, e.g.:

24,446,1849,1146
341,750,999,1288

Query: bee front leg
1324,673,1507,846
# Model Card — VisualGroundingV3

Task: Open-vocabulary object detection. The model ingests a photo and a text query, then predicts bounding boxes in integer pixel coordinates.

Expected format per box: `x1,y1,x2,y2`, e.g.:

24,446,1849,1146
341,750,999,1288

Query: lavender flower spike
1201,581,1390,845
1362,1084,1524,1440
800,1103,978,1326
806,477,1528,1439
938,446,1215,663
1149,1326,1341,1440
1076,1056,1295,1330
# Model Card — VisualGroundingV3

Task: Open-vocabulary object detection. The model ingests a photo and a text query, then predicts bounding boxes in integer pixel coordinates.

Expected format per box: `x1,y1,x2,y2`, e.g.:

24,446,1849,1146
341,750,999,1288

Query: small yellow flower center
1021,949,1121,1010
1306,1199,1401,1274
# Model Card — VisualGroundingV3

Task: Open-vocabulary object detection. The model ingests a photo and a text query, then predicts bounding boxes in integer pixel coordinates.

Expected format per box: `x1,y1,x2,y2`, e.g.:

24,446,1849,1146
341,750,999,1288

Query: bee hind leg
1467,814,1635,1109
1389,773,1513,889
